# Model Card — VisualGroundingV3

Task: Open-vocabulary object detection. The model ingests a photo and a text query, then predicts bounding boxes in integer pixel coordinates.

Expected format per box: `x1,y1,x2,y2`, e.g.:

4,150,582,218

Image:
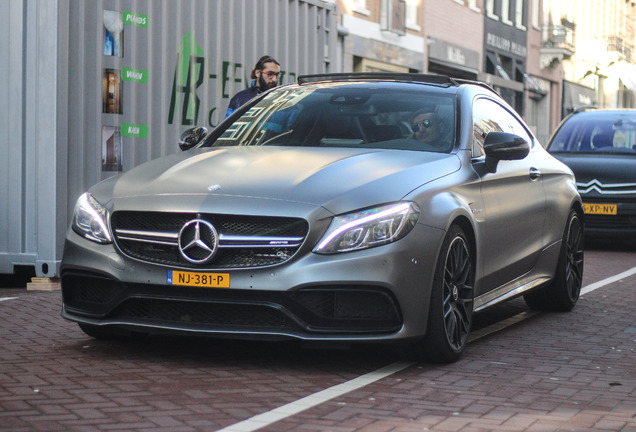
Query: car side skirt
473,238,561,312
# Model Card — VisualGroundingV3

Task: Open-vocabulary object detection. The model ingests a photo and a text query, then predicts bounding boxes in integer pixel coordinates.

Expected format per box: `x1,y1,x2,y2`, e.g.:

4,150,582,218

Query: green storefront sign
123,11,148,27
122,68,148,83
121,123,148,138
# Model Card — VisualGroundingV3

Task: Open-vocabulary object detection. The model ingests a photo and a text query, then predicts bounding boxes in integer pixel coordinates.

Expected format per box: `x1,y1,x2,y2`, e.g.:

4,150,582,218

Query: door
472,97,546,293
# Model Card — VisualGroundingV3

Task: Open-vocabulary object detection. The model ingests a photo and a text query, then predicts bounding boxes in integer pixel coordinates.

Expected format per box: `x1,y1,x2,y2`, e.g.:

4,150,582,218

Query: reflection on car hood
552,153,636,184
109,146,460,212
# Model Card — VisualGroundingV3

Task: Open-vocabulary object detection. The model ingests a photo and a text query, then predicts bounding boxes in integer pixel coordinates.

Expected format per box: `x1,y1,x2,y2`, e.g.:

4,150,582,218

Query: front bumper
62,272,402,336
582,198,636,237
60,223,444,341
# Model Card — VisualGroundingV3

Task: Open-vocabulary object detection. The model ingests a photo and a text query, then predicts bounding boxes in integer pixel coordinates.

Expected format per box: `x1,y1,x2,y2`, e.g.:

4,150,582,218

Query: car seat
592,132,613,149
368,125,402,142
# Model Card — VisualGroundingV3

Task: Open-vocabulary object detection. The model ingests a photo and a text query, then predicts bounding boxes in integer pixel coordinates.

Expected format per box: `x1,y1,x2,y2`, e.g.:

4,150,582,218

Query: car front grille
577,196,636,233
577,180,636,195
584,214,636,231
114,298,292,329
110,211,309,269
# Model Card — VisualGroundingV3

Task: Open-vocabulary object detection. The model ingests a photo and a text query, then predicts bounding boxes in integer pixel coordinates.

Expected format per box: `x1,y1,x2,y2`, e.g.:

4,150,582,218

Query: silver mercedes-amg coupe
61,73,584,362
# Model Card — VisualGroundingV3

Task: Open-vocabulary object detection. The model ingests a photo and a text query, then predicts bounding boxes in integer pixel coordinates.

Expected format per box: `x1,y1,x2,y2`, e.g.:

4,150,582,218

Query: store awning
562,80,596,117
614,63,636,91
523,72,546,97
486,52,510,80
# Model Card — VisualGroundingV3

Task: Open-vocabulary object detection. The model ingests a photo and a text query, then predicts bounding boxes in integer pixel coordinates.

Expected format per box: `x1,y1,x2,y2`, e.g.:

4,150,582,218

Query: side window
472,98,532,157
472,98,507,157
502,109,533,146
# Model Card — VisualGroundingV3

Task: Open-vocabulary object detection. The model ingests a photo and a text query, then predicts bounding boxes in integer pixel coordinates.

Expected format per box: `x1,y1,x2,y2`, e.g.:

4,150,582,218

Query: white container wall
0,0,337,278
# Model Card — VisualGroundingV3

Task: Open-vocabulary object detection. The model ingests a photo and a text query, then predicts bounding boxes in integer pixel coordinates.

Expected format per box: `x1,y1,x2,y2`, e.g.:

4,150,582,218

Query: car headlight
314,202,420,254
71,192,112,244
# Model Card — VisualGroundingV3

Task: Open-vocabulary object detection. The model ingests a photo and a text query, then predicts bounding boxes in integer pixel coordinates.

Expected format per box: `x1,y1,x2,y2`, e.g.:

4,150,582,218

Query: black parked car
547,108,636,237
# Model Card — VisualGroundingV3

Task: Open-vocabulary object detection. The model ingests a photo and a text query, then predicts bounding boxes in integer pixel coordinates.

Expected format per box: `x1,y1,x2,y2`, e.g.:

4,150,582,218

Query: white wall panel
1,0,336,277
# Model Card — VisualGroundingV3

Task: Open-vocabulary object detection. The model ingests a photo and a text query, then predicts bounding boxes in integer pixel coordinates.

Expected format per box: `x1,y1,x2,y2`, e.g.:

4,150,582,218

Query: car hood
96,146,460,215
551,152,636,195
551,152,636,182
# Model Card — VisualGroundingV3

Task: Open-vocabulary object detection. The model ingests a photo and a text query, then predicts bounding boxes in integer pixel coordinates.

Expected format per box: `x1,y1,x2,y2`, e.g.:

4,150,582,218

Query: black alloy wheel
563,211,584,304
413,225,475,363
441,232,474,351
524,209,584,311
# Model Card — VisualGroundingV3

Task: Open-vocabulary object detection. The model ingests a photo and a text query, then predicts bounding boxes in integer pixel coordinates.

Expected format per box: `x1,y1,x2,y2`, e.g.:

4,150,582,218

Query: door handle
529,167,542,180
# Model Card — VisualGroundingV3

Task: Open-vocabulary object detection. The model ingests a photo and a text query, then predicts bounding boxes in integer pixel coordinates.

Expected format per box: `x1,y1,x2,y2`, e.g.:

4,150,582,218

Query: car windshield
207,83,456,153
548,112,636,154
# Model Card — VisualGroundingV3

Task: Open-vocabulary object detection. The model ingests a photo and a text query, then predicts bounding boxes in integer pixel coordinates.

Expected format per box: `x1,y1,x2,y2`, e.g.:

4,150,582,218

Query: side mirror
178,127,208,151
483,132,530,172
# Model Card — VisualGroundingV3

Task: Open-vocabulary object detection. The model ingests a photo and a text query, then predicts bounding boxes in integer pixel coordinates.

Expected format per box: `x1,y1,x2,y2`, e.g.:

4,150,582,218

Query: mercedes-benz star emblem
178,219,219,264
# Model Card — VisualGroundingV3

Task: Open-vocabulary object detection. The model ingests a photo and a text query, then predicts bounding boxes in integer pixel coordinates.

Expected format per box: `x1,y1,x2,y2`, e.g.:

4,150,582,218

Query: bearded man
225,55,281,118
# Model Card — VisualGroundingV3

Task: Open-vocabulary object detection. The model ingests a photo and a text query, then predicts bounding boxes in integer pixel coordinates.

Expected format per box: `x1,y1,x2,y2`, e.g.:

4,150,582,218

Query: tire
524,209,584,311
406,225,475,363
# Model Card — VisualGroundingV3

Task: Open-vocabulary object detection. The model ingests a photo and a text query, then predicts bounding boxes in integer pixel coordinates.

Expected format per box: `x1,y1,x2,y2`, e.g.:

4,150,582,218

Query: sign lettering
123,11,148,27
121,123,148,138
122,68,148,83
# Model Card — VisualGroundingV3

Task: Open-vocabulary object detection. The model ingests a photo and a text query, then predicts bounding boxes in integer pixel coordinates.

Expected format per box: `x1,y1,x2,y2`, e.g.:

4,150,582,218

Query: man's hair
411,108,440,124
251,55,280,79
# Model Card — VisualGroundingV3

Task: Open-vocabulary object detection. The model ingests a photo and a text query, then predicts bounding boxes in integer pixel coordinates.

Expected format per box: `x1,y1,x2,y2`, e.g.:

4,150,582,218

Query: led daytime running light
72,193,112,243
316,202,413,252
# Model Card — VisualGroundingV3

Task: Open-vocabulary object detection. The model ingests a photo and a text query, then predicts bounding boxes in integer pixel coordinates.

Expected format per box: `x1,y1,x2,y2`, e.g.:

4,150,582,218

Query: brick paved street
270,265,636,432
1,243,635,432
0,291,396,432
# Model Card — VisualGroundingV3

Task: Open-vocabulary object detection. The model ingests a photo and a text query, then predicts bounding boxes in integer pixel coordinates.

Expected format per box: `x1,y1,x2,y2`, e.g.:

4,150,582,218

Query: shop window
498,55,514,80
515,64,525,82
486,52,512,80
102,69,122,114
103,10,124,57
486,53,496,75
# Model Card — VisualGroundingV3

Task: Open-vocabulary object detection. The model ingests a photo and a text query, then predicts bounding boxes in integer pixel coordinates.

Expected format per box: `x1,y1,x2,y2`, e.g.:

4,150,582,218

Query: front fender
406,172,484,286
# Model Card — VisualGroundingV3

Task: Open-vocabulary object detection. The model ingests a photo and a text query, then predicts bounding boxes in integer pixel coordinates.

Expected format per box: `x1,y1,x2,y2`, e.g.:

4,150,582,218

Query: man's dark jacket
225,86,262,118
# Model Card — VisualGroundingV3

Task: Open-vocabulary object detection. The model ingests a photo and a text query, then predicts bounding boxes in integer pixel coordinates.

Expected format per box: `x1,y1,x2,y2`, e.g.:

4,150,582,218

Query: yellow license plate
168,270,230,288
583,203,617,215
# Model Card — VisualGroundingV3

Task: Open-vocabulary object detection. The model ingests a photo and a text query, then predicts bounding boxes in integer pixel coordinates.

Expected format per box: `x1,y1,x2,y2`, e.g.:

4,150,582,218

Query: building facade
332,0,573,145
554,0,636,110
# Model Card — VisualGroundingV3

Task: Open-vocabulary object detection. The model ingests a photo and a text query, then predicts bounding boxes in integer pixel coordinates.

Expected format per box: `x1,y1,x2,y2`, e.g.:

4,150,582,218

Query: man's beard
258,74,278,90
